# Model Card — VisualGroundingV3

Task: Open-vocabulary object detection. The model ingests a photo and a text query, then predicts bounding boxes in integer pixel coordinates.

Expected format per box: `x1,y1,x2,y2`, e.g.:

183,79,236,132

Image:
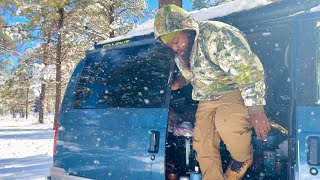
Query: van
49,0,320,179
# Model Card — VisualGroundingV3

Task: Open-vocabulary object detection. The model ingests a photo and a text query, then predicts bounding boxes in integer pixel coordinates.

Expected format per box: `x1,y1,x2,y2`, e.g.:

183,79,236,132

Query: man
154,5,271,180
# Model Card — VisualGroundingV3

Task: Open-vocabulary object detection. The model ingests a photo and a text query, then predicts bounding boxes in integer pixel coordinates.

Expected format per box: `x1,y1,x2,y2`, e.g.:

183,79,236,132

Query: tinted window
74,42,173,108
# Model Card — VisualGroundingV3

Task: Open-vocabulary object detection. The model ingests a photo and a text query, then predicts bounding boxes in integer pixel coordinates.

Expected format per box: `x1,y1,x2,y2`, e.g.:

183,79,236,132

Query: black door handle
148,130,160,153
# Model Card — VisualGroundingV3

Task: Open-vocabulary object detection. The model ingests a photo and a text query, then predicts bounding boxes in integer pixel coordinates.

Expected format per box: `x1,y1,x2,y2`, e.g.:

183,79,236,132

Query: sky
146,0,194,10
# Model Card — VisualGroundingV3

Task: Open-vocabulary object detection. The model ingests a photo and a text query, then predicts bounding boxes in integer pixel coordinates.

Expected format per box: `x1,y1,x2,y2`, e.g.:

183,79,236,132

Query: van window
74,43,173,108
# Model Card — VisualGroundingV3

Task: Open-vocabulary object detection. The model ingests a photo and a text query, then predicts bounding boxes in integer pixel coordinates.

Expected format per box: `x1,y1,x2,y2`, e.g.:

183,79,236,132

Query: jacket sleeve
176,73,190,87
207,26,266,106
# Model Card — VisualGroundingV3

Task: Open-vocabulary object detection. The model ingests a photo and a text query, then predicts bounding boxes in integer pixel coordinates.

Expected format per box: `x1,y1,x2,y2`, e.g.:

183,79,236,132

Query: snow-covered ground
0,114,54,180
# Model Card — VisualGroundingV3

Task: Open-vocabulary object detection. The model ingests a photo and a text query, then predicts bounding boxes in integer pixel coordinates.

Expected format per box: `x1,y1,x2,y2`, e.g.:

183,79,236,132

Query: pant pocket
215,103,251,135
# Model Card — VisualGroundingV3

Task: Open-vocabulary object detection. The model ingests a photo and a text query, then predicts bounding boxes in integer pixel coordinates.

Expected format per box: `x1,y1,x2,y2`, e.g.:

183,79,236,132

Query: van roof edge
90,37,157,54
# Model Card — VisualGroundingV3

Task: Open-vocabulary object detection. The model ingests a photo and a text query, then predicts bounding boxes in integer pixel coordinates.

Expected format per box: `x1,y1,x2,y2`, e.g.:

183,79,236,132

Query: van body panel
296,132,320,180
55,108,167,180
294,12,320,179
53,39,173,179
297,107,320,133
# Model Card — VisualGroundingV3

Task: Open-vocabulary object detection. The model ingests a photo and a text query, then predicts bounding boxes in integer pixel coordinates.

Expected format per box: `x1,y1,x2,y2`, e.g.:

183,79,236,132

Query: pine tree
0,14,15,79
1,0,149,124
0,60,36,118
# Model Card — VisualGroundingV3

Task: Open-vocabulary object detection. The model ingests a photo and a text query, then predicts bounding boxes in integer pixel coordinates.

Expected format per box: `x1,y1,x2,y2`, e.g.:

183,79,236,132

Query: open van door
294,12,320,179
51,38,175,180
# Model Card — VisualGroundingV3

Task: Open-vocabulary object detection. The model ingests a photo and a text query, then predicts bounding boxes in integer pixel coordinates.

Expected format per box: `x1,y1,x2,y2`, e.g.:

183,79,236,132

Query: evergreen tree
0,0,150,124
0,61,35,118
0,14,15,79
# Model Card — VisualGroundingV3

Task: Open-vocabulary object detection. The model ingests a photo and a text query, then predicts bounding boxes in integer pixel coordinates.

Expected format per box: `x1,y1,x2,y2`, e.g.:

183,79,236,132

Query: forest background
0,0,231,128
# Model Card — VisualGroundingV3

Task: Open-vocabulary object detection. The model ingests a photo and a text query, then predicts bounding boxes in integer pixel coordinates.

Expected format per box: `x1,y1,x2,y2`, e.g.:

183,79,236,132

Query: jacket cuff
247,105,265,115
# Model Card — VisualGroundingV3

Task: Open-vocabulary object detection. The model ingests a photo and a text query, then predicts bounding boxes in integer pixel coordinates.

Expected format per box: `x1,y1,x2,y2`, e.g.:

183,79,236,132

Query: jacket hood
154,4,199,41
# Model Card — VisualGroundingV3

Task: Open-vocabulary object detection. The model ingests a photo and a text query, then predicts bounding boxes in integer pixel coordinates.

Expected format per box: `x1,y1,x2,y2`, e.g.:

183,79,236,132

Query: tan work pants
193,90,253,180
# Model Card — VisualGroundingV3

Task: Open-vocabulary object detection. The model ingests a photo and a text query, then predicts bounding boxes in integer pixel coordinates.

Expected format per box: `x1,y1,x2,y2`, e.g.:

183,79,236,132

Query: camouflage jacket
154,5,266,106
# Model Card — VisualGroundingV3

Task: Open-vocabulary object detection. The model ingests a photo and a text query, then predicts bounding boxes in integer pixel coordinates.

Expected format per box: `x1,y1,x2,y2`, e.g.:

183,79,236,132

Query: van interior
160,2,302,178
165,82,289,180
164,18,292,179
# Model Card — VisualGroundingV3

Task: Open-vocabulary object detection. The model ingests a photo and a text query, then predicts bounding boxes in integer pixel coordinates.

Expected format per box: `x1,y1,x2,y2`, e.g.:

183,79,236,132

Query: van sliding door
295,15,320,179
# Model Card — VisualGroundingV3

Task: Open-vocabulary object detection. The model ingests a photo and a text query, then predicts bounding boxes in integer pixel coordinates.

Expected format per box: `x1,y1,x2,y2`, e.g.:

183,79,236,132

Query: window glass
74,43,173,108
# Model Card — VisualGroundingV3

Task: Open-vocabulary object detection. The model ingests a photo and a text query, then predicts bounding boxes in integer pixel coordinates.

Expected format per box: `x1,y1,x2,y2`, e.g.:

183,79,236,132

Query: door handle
148,130,160,153
308,136,320,165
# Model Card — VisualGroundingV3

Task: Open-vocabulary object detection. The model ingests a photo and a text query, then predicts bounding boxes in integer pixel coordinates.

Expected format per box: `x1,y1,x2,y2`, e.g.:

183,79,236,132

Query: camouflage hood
154,4,199,42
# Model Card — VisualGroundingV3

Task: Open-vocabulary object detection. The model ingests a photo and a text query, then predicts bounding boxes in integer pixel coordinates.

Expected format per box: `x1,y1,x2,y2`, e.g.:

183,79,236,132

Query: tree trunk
25,87,29,119
159,0,182,8
53,8,64,129
12,107,16,118
109,6,115,38
47,94,50,115
39,32,51,124
39,83,46,123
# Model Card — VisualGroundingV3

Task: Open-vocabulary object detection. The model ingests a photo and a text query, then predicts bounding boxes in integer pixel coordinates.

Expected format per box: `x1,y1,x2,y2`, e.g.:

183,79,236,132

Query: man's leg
193,101,224,180
215,102,253,180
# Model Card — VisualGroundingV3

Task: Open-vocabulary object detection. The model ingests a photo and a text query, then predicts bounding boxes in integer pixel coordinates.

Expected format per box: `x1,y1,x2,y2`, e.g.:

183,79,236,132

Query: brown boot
225,158,253,180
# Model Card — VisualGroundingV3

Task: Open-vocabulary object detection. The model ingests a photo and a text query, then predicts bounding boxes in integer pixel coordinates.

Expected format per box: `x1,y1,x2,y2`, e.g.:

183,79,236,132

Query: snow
97,0,274,45
310,4,320,13
190,0,272,21
0,115,54,180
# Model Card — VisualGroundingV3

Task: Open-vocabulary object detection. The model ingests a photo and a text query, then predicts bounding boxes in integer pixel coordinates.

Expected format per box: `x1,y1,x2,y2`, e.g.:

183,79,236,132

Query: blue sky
146,0,193,10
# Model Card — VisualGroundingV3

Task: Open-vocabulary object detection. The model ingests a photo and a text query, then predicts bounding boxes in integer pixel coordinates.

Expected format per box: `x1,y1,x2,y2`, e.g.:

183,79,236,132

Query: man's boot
225,158,253,180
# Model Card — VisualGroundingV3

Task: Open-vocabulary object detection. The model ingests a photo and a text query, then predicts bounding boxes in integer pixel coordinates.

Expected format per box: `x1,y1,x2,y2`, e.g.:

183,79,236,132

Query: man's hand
171,74,188,90
248,106,271,140
171,80,181,90
249,112,271,140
